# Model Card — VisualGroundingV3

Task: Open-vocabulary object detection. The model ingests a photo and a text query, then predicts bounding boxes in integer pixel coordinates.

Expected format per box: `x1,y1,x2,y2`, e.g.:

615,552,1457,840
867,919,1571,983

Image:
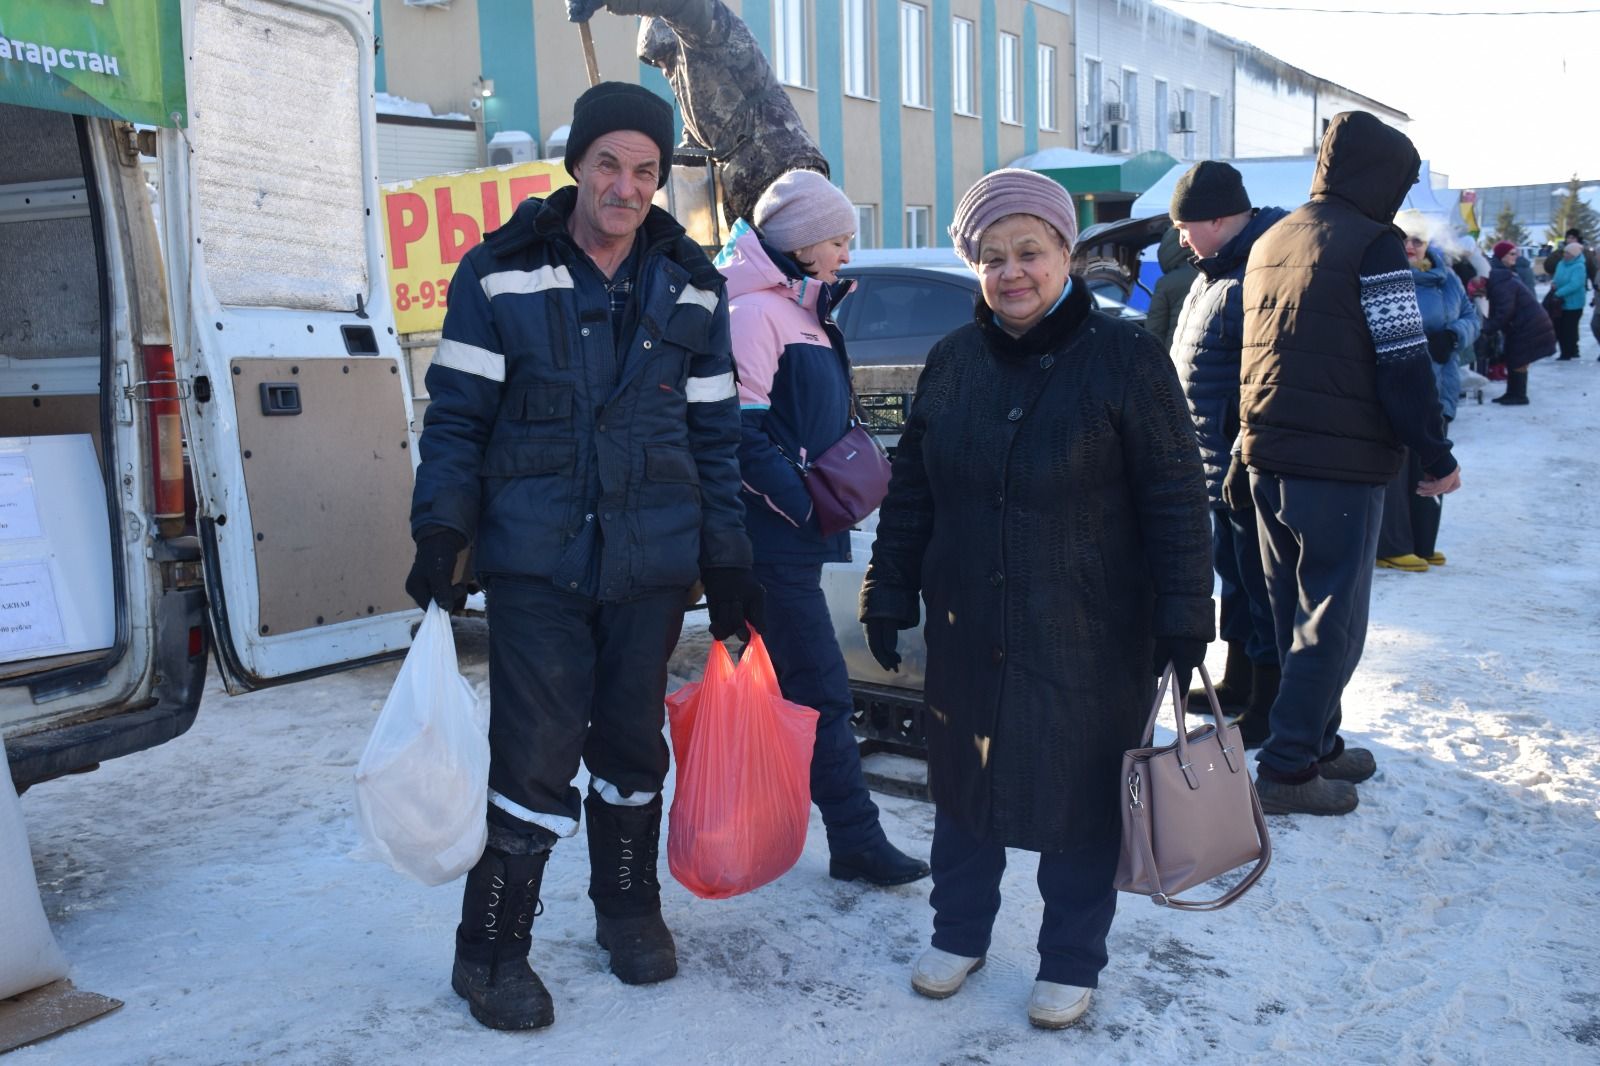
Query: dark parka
1484,259,1556,369
860,281,1214,852
1169,206,1289,503
1144,226,1199,351
411,187,752,599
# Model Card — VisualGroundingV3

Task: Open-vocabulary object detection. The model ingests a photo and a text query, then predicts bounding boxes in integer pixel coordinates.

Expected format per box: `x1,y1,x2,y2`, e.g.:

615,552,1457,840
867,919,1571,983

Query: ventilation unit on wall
488,131,537,166
1104,102,1129,124
1171,109,1195,133
1104,123,1127,152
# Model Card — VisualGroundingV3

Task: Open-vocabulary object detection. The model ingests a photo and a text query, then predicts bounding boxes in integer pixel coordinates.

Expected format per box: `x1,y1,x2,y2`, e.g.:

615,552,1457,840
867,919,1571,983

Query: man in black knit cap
406,81,761,1031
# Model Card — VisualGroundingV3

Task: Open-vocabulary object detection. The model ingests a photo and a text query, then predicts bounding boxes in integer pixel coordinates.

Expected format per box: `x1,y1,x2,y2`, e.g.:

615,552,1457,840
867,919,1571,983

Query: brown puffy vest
1238,199,1403,484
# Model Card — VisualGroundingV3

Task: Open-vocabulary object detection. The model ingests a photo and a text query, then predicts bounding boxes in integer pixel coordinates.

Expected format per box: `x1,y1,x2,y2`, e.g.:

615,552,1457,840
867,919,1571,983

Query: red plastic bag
666,633,820,899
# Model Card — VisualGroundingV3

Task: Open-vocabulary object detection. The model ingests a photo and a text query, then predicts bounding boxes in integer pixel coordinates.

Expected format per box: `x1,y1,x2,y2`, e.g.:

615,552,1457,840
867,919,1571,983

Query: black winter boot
1189,641,1250,715
1492,369,1529,405
1232,661,1278,750
452,842,555,1031
585,790,677,985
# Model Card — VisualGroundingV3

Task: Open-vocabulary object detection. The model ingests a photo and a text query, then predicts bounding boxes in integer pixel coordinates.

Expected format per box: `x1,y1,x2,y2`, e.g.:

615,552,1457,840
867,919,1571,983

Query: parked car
1073,213,1172,308
837,248,1147,367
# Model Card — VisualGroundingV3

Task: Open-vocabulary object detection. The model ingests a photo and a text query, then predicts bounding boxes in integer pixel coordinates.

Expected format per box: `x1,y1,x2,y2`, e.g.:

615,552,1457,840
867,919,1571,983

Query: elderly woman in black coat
859,169,1213,1030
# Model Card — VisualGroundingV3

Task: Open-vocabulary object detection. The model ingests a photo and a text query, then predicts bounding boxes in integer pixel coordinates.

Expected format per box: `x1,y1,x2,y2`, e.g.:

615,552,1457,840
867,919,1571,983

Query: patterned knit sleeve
1361,236,1458,478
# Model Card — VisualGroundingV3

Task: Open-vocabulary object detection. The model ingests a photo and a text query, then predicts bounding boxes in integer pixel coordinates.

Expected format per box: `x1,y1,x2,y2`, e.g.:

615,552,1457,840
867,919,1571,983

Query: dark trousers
1377,447,1443,559
1212,504,1276,665
483,576,686,840
753,561,883,855
928,807,1119,987
1250,473,1384,775
1557,308,1581,358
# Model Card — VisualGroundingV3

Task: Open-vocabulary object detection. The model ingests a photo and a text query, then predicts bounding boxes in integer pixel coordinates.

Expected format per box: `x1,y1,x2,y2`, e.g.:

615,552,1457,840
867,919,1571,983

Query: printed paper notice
0,455,43,541
0,561,67,663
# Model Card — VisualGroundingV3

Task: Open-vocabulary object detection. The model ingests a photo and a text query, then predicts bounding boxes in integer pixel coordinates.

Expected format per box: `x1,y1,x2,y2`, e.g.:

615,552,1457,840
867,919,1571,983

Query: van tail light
142,344,187,537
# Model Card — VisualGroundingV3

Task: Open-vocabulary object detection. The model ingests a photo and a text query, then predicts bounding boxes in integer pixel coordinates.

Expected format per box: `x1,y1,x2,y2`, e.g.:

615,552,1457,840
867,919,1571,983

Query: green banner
0,0,186,127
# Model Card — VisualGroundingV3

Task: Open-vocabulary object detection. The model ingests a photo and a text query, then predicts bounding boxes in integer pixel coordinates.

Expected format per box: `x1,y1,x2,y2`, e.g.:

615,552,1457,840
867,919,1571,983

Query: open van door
160,0,418,692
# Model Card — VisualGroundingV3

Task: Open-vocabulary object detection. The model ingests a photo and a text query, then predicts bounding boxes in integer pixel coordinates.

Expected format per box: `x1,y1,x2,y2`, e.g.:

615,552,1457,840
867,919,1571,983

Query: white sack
0,742,70,999
353,604,489,886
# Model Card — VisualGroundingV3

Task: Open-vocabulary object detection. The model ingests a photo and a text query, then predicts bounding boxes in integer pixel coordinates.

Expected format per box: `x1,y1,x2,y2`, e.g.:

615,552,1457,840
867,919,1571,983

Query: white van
1,0,418,789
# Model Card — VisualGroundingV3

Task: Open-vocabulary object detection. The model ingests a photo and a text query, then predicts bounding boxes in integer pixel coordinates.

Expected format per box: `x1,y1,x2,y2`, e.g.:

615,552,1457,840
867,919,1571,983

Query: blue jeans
1249,473,1384,775
928,807,1119,987
1213,504,1276,666
752,562,883,855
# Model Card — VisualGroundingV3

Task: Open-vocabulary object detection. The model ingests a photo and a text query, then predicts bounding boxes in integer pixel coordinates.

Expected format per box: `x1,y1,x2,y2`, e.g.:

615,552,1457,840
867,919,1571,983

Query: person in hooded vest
1167,161,1288,747
721,169,929,887
1374,212,1480,572
1237,111,1462,817
405,83,763,1031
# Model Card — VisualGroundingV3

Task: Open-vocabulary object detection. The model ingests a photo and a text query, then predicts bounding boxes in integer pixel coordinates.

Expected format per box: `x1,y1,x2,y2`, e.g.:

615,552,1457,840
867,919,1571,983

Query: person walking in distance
1238,111,1462,816
405,82,762,1031
1166,160,1287,747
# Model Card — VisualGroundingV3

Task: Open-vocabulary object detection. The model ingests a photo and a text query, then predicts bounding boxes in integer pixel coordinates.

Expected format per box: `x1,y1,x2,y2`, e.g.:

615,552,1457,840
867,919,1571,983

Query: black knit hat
564,81,675,187
1169,160,1251,222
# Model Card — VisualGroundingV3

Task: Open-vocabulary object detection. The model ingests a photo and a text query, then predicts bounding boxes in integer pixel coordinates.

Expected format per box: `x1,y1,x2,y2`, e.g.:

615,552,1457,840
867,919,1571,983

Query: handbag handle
1140,663,1244,778
1125,778,1274,911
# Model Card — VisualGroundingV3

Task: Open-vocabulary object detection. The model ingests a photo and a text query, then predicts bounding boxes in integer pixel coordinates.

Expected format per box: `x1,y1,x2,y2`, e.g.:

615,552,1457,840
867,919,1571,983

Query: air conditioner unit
403,0,452,8
1171,109,1194,133
545,124,570,160
1104,102,1128,123
488,130,537,166
1104,123,1127,153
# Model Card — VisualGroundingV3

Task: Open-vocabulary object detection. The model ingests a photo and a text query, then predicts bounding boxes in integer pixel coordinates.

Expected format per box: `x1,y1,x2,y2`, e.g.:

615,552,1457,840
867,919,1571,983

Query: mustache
601,196,642,210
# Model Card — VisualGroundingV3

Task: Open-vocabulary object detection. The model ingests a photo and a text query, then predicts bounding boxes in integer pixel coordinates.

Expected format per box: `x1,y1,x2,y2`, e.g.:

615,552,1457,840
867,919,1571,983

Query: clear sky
1153,0,1600,190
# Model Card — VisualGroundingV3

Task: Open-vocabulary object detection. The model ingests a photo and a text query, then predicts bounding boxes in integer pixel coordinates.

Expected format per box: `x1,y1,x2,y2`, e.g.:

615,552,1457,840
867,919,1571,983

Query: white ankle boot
1027,980,1092,1029
910,947,986,999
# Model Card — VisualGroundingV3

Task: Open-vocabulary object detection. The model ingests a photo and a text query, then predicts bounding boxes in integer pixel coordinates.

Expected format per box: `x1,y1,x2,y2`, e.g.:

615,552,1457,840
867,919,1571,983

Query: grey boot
1255,773,1358,816
585,790,678,985
452,839,555,1030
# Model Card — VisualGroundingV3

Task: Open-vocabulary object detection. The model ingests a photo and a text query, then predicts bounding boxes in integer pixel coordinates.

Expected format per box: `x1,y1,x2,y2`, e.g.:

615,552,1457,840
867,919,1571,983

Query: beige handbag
1114,664,1271,911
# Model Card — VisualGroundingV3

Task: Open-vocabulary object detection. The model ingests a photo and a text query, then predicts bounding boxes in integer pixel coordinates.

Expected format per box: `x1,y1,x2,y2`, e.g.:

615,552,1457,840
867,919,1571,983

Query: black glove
863,618,904,673
702,568,765,642
405,529,468,612
1221,454,1253,514
564,0,605,21
1152,636,1208,708
1425,330,1456,365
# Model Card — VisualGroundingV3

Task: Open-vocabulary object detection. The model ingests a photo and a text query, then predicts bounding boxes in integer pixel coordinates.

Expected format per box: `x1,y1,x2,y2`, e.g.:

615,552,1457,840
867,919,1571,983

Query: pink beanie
753,169,857,253
949,168,1079,265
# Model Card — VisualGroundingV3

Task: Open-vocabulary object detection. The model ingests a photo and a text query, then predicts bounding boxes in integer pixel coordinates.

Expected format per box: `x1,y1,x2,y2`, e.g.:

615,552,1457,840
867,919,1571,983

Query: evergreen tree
1547,176,1598,244
1493,203,1528,247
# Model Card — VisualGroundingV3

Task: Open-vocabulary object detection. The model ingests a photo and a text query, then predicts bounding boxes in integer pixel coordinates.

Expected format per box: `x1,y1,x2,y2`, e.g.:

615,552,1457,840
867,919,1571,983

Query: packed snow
10,319,1600,1064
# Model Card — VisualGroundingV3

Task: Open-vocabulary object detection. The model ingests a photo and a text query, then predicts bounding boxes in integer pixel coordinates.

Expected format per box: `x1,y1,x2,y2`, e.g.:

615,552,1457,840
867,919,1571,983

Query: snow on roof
375,91,472,123
1007,147,1123,171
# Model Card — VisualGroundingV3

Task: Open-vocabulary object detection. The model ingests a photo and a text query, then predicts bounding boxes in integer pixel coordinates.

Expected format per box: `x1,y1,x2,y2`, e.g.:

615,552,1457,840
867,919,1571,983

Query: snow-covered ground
11,327,1600,1064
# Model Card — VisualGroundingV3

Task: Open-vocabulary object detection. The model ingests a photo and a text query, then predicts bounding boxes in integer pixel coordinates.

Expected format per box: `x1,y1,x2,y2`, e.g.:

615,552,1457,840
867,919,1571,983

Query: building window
1084,57,1102,146
998,32,1019,125
952,17,976,116
1038,45,1057,130
844,0,872,97
1154,78,1169,154
1183,86,1196,159
1122,68,1139,152
774,0,809,88
853,204,879,249
1209,93,1222,158
905,204,931,248
900,2,928,107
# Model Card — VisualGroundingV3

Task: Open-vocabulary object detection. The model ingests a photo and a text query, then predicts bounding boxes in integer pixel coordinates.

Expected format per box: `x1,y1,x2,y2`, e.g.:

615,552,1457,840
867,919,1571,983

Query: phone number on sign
393,279,450,312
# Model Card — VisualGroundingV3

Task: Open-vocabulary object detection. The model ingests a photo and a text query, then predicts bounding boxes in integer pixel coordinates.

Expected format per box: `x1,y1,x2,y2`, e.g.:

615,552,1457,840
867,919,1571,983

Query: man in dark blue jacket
405,82,761,1031
1168,162,1286,746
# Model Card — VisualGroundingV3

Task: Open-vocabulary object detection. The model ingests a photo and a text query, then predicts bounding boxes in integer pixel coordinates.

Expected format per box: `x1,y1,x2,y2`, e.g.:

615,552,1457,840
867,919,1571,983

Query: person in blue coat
1551,241,1590,359
1376,214,1480,571
1167,161,1287,745
721,169,928,887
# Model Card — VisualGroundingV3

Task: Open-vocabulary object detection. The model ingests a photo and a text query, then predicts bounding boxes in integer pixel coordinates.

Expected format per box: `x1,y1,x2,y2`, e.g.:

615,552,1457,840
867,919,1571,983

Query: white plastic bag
0,740,70,999
353,603,489,886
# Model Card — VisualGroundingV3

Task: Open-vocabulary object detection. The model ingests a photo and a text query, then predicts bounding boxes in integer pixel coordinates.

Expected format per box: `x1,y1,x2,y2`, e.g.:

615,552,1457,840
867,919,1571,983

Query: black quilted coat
860,280,1214,853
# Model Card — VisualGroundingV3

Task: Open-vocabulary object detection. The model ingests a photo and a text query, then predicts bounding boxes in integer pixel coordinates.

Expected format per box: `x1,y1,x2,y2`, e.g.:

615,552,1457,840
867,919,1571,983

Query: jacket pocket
662,305,713,353
508,382,574,422
644,443,699,484
480,438,576,477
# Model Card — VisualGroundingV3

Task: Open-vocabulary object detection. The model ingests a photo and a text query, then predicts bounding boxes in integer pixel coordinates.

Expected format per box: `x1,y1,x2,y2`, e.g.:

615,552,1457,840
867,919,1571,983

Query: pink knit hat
949,168,1079,265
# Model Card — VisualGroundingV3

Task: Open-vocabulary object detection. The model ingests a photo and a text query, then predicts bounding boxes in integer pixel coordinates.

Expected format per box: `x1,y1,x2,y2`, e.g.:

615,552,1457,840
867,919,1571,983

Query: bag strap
1133,781,1273,911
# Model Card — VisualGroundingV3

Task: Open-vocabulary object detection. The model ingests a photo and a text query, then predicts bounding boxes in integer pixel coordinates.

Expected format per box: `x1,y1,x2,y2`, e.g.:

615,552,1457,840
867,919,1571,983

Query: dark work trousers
752,561,884,856
1557,308,1582,358
1212,504,1277,666
928,806,1119,987
482,576,686,842
1250,472,1384,776
1377,447,1443,560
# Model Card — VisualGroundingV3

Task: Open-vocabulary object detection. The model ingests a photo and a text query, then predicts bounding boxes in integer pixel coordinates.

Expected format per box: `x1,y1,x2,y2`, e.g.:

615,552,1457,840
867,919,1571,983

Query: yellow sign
381,161,574,334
